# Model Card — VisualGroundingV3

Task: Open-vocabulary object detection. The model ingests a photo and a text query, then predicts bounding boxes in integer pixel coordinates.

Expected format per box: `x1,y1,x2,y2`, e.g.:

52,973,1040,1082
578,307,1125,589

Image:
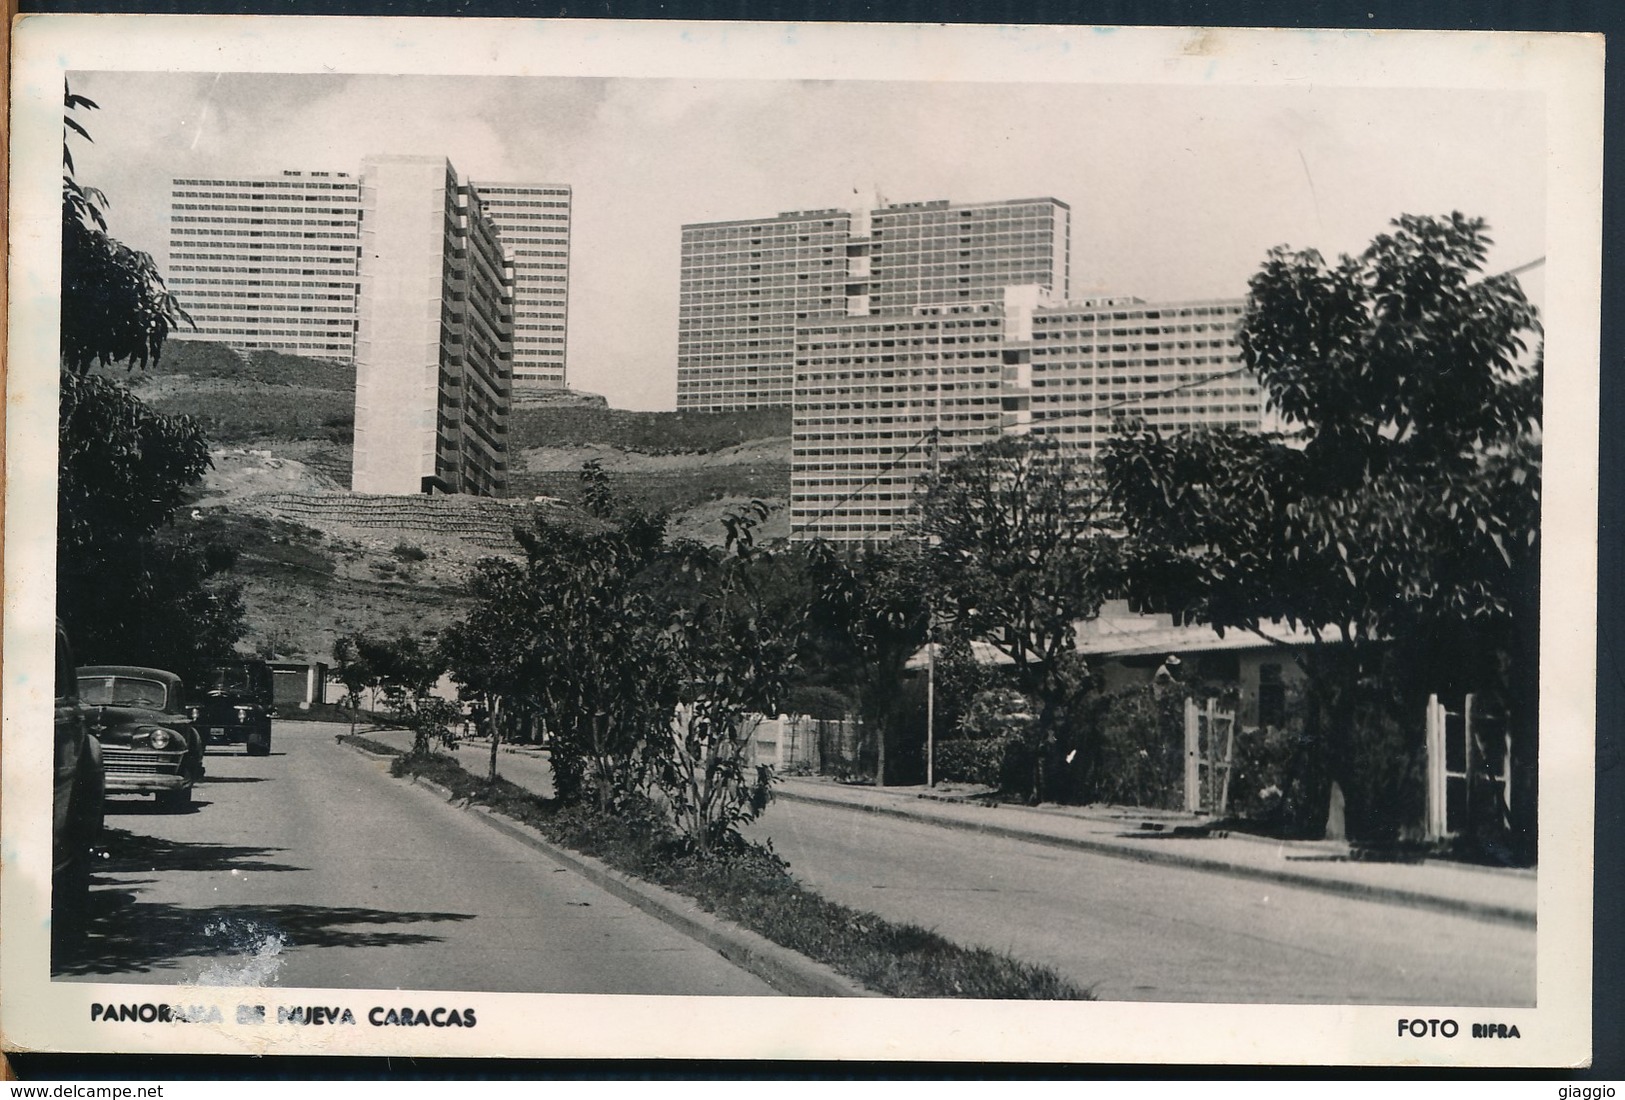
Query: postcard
3,15,1602,1066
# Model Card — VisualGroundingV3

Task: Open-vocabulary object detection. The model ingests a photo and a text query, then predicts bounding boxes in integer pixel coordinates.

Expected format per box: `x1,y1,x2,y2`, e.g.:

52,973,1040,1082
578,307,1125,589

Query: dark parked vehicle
54,624,104,915
192,660,275,756
77,665,205,812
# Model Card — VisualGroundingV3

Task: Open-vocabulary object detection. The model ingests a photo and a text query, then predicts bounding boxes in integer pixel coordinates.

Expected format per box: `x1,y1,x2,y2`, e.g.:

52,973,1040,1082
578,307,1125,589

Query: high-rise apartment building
677,207,857,411
471,183,572,390
167,173,569,380
677,197,1069,412
350,155,514,498
1025,297,1260,458
791,288,1042,542
867,198,1070,313
789,289,1261,542
167,170,361,358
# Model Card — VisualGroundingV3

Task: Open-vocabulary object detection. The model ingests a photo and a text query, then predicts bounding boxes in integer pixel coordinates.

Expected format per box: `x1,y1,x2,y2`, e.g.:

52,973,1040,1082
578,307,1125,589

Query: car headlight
147,727,178,751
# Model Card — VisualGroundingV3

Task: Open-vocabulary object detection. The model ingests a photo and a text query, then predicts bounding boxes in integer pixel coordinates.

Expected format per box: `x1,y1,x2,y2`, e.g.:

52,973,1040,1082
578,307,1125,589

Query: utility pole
925,420,940,789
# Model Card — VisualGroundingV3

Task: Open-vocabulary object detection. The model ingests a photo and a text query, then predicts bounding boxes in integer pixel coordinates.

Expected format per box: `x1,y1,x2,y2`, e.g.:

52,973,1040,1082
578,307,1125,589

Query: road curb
776,788,1536,930
396,773,877,999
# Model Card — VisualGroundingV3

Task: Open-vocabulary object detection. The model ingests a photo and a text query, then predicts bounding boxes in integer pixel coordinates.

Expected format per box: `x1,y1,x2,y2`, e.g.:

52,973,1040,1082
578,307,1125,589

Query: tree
57,82,242,674
1104,213,1541,856
61,83,190,375
916,435,1120,802
654,501,804,853
808,537,931,783
439,558,541,780
331,635,378,733
514,500,680,810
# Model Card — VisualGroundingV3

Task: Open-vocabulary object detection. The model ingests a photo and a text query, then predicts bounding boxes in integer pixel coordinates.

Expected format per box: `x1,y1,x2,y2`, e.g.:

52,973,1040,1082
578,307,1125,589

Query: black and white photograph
2,16,1602,1066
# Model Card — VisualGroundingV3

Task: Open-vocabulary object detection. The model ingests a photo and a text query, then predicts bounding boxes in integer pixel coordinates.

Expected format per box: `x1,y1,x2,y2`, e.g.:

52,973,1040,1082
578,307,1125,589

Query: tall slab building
789,290,1262,542
167,170,362,358
167,173,569,384
676,197,1070,412
676,207,857,411
471,183,572,390
350,155,514,497
1025,296,1259,458
866,198,1071,313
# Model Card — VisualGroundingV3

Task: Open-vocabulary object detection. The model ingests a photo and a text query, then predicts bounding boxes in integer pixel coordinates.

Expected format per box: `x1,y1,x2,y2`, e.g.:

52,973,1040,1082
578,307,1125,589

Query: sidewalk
354,729,1534,928
774,775,1536,928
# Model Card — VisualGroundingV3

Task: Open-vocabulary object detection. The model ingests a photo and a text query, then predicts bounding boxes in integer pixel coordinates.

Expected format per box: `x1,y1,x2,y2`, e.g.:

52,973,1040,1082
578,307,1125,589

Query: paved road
745,796,1535,1005
54,721,776,996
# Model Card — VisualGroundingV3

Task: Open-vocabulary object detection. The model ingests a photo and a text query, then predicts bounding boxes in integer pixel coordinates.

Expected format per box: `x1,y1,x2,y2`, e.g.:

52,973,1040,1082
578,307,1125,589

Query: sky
67,71,1547,410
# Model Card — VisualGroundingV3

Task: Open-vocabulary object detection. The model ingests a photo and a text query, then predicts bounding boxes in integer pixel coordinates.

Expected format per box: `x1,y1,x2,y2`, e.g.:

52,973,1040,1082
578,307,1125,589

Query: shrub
935,689,1038,793
393,542,428,562
785,684,852,720
933,736,1014,787
1228,717,1307,824
1084,685,1189,810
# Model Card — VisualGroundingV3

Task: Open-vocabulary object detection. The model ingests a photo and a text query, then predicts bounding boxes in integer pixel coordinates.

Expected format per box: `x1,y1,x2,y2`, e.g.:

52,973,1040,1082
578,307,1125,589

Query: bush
944,689,1040,794
785,684,852,720
1228,719,1307,824
393,542,428,562
933,736,1014,787
1084,685,1189,810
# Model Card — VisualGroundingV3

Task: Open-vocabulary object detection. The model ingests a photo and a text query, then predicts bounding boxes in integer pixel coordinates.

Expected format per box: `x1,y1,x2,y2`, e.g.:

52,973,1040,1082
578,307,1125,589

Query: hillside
109,341,355,448
509,404,790,454
120,341,792,660
131,341,791,516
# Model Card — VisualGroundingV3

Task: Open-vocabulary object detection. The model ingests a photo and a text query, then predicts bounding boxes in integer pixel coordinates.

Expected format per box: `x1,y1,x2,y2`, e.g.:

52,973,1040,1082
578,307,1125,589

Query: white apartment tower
866,198,1070,313
471,183,573,390
677,197,1070,412
677,207,857,411
351,155,514,498
167,171,361,358
789,290,1263,542
1025,297,1260,457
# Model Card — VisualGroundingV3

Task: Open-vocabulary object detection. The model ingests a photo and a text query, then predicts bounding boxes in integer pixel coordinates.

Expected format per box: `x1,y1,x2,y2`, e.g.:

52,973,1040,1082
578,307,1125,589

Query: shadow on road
104,798,215,817
198,775,269,784
52,828,472,976
53,894,477,977
96,826,307,874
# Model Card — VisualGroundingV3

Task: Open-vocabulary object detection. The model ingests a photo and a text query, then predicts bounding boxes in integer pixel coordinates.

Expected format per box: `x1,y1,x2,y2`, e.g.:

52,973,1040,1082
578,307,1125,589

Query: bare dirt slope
147,342,792,660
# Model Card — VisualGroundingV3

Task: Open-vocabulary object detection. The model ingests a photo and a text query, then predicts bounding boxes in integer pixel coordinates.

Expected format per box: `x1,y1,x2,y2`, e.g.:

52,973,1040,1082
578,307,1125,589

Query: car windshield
206,666,257,694
78,675,170,710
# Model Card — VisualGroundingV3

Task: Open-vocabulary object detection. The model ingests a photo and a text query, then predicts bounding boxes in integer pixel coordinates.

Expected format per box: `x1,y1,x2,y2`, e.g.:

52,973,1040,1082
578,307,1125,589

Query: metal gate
1425,693,1512,840
1184,697,1237,815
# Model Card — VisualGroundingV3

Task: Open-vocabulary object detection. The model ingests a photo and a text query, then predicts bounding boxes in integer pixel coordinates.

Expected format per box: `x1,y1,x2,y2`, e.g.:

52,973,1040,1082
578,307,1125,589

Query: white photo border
3,15,1603,1066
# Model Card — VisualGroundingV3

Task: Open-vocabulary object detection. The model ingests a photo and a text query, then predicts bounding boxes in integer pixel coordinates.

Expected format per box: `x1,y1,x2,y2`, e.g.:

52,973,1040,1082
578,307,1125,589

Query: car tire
247,736,271,757
157,786,193,813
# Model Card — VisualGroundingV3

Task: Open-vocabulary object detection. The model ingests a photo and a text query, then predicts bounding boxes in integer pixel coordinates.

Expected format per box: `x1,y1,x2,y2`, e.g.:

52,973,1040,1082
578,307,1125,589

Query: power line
789,366,1254,534
790,426,935,536
1024,362,1257,428
1494,256,1546,280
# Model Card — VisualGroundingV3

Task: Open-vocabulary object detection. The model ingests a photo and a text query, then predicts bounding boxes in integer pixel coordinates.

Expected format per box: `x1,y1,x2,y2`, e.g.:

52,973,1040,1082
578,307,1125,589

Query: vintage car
77,665,205,811
192,660,276,756
54,624,105,914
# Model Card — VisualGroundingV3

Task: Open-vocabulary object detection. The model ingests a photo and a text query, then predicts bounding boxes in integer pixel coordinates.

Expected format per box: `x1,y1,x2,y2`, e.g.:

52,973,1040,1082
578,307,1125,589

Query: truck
192,659,277,756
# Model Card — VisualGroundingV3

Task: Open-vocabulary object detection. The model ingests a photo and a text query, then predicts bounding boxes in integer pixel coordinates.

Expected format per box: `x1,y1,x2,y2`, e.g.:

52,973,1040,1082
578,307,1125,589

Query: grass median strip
343,736,1089,1000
